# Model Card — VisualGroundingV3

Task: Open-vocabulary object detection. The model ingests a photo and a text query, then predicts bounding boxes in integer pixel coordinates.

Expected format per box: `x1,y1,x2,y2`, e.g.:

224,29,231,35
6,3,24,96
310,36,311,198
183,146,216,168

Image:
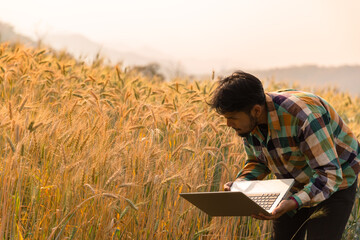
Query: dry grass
0,42,359,239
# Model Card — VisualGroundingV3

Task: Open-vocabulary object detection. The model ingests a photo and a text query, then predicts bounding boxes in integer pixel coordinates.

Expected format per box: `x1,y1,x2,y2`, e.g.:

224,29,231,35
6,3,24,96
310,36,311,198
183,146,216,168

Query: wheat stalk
290,208,327,240
1,42,358,240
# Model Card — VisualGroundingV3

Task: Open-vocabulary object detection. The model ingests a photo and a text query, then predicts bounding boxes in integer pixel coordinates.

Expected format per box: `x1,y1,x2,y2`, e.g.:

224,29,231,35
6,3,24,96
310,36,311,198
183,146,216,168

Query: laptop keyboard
247,193,280,210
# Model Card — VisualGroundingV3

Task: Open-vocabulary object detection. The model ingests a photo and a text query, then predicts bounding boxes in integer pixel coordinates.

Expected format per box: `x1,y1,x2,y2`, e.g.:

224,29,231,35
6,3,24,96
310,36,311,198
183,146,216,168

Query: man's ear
251,104,262,117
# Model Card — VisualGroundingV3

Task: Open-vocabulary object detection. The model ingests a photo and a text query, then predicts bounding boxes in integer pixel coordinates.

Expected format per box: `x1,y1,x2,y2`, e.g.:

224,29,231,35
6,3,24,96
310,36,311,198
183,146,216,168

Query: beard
237,115,258,138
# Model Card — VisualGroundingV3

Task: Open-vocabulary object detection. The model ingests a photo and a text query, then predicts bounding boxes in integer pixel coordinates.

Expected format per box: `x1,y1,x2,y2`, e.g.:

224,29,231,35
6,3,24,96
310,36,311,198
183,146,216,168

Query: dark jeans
272,180,358,240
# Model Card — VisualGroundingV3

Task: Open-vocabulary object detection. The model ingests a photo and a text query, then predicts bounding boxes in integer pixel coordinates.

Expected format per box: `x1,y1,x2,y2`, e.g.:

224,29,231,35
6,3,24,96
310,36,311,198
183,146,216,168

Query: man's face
223,111,258,137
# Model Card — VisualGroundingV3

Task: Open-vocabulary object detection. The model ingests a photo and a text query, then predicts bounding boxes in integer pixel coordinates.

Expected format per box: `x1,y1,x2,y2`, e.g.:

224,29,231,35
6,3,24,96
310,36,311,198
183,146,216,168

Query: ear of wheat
290,208,327,240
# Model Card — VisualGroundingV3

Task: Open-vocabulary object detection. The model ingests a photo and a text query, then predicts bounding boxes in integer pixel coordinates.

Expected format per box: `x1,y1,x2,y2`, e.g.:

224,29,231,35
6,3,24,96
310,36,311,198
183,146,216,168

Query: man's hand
251,199,298,220
223,181,233,191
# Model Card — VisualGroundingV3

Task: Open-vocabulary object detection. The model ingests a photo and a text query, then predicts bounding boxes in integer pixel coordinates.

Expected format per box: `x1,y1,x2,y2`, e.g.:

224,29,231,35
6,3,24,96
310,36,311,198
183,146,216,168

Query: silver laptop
180,178,295,217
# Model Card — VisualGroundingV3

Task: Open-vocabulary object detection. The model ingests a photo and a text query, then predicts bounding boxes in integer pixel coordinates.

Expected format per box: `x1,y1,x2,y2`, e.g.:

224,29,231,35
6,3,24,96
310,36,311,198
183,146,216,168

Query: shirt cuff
288,196,299,208
293,190,311,208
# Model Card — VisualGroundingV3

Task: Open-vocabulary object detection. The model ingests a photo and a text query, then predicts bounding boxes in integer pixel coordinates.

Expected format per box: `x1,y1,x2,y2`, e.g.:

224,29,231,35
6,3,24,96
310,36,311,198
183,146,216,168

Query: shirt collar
247,92,281,141
266,92,281,131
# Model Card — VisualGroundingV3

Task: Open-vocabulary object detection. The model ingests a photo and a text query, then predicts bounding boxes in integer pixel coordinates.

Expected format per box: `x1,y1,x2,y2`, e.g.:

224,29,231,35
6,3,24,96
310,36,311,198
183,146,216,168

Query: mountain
250,65,360,96
42,33,186,78
0,22,35,45
43,33,155,65
1,21,359,95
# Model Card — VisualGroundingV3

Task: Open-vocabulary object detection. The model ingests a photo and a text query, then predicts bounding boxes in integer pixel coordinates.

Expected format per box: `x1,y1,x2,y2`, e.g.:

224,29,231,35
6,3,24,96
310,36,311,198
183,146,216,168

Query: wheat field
0,42,359,239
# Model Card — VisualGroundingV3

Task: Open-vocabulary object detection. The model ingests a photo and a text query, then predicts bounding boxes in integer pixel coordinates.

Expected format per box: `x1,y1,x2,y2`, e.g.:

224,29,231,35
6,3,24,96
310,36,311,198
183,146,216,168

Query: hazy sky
1,0,360,72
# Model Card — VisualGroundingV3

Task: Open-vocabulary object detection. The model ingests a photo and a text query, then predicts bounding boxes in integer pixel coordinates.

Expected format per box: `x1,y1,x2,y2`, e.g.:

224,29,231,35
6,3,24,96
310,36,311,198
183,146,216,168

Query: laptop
179,178,295,217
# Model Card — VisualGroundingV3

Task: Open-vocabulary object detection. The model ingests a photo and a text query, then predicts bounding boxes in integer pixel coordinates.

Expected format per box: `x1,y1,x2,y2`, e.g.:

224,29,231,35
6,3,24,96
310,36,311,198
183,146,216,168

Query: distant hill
43,33,151,65
0,20,182,76
42,33,185,79
1,21,359,95
0,22,35,45
250,65,360,96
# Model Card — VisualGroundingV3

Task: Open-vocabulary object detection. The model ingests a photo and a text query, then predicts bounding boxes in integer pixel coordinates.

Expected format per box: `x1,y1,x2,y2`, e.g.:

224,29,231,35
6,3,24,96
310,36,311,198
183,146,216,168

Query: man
209,71,360,240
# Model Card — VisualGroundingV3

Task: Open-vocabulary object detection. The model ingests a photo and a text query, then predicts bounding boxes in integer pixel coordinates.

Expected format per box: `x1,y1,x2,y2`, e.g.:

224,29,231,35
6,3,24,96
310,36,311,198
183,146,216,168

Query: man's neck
258,105,268,125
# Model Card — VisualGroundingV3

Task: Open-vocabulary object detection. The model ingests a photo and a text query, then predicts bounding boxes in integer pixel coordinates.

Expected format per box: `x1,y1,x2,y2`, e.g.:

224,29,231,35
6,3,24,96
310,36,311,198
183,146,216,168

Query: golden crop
0,42,359,239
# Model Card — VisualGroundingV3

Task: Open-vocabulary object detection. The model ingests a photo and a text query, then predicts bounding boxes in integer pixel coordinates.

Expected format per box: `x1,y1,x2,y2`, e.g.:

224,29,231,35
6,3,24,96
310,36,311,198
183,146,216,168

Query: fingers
251,199,297,221
271,200,297,218
271,208,283,216
252,213,275,220
223,181,233,191
270,211,283,219
251,214,266,220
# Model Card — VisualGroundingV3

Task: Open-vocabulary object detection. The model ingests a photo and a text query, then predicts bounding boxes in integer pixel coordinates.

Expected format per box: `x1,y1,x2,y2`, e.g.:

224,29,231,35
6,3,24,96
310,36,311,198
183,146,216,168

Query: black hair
209,71,266,114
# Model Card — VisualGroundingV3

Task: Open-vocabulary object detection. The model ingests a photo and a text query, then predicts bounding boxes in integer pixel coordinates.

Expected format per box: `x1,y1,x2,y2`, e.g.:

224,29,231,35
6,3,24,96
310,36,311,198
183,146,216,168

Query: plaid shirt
237,90,360,208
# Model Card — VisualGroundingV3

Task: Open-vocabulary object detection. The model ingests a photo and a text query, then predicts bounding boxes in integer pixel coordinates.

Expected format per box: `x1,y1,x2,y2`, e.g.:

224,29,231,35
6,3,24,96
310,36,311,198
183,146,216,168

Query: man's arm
253,110,344,220
290,112,343,208
224,140,271,191
236,140,271,180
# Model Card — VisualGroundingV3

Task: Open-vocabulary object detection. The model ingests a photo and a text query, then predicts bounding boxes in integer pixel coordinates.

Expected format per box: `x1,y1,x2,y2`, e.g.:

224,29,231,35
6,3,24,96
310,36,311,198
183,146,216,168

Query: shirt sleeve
291,112,343,208
236,139,271,180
